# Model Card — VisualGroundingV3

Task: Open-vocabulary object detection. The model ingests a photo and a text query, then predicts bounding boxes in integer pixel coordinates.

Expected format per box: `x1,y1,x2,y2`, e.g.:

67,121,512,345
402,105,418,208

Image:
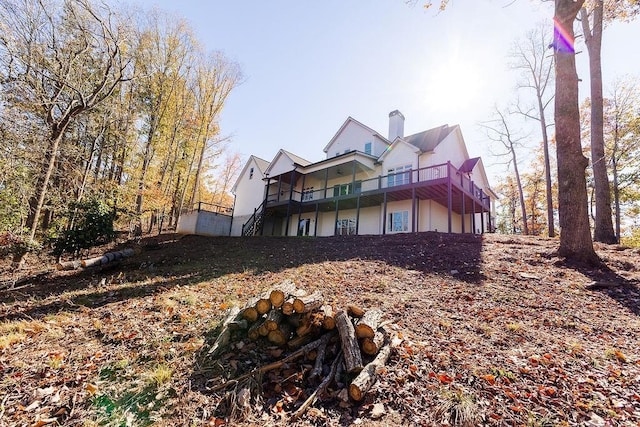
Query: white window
336,218,356,235
249,167,254,179
387,165,412,187
364,142,372,155
344,149,350,154
388,211,409,232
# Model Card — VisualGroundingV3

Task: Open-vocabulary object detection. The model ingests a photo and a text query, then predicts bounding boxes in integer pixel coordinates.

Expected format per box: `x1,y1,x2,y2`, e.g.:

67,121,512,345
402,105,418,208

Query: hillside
1,232,639,426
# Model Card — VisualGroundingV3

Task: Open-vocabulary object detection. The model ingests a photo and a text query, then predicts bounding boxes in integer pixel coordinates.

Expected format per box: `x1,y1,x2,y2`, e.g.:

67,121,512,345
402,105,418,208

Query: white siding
381,142,418,184
234,158,266,217
325,121,382,159
268,152,296,177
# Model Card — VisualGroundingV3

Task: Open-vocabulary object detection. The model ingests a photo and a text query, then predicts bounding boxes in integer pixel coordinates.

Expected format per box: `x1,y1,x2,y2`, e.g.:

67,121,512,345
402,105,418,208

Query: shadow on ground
0,232,484,321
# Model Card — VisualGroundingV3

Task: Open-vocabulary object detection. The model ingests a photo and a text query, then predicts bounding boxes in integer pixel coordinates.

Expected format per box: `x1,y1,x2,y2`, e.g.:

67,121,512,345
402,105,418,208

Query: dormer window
249,167,254,179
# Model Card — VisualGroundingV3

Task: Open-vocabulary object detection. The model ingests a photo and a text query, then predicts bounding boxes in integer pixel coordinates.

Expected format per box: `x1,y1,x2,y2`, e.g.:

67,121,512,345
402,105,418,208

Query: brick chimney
388,110,405,141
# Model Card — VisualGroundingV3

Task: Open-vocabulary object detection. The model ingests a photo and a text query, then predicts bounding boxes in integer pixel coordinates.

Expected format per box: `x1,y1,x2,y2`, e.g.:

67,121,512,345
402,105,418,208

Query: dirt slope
1,232,639,426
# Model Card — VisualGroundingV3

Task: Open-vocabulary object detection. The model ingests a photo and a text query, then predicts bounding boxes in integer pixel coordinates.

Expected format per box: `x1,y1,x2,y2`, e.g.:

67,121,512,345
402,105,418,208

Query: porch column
461,192,466,233
356,195,361,235
472,192,477,234
411,187,416,233
351,160,356,188
334,200,340,236
447,161,452,233
324,168,329,198
480,190,485,233
277,175,282,202
297,174,306,234
487,196,492,232
284,169,296,236
260,177,271,236
382,192,388,235
314,203,319,236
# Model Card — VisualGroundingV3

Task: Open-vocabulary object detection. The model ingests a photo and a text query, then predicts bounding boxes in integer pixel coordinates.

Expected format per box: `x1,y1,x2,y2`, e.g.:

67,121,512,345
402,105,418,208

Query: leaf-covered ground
1,232,639,426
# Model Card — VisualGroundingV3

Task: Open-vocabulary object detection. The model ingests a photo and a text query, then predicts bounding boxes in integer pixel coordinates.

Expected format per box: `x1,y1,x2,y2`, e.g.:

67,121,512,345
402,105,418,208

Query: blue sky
131,0,639,183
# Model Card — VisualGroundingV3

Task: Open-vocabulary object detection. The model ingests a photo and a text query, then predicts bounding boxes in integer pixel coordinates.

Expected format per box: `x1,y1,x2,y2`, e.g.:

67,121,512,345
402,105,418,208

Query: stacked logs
206,280,398,420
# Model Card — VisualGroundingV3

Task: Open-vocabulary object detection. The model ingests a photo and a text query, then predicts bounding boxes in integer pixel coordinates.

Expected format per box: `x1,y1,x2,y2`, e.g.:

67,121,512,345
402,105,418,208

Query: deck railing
265,162,490,210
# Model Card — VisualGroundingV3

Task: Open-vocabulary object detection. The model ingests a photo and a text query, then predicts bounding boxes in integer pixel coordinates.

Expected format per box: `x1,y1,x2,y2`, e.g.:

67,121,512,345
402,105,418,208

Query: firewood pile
201,280,400,423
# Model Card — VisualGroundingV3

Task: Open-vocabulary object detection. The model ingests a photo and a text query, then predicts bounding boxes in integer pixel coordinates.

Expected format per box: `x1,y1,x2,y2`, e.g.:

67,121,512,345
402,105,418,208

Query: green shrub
53,198,116,258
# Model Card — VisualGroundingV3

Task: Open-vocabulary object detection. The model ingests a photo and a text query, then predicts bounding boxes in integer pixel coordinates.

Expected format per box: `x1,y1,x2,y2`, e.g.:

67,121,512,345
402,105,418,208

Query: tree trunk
28,130,64,240
537,92,555,237
581,2,617,244
554,0,599,264
511,148,529,235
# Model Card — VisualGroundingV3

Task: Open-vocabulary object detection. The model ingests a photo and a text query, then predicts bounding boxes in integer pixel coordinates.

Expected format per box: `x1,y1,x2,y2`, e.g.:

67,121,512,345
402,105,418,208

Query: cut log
55,260,82,271
210,332,335,392
309,334,330,380
347,304,365,318
320,305,336,330
269,289,286,308
292,291,323,314
256,298,272,315
81,248,135,268
355,309,382,339
286,313,308,328
264,309,283,331
295,316,314,337
242,306,259,323
361,331,384,356
207,306,241,357
335,310,363,374
287,334,312,350
291,352,343,422
258,322,270,337
247,318,266,340
348,341,392,401
267,323,292,346
282,301,295,316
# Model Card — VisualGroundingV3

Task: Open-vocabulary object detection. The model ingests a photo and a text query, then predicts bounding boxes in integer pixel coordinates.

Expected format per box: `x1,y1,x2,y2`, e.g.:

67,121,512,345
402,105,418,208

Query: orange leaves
613,350,627,363
481,374,496,385
428,371,454,384
538,386,556,397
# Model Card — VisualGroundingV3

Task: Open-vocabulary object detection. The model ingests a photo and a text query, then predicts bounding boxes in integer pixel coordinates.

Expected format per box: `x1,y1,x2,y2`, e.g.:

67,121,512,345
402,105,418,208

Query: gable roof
403,125,455,153
281,149,311,167
253,156,270,174
264,149,312,177
323,116,389,153
459,157,480,174
231,155,271,194
377,136,422,162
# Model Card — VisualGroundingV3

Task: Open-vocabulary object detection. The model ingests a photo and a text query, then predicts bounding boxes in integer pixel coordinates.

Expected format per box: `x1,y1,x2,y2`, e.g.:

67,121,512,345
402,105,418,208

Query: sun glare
424,58,482,111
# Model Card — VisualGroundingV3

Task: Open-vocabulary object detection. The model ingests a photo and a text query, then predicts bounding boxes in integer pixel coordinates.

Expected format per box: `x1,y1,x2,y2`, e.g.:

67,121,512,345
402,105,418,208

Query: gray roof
253,156,271,174
403,125,455,152
459,157,480,173
282,149,311,166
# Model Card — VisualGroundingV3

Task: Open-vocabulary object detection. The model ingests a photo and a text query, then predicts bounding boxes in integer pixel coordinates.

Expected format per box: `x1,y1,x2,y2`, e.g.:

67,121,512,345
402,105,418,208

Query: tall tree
580,1,615,242
482,107,530,235
553,0,599,263
511,23,556,237
603,77,640,241
580,0,640,243
0,0,133,240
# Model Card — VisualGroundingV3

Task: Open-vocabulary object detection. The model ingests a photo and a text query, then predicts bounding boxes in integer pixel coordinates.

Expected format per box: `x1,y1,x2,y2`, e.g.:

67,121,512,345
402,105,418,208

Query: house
230,110,496,237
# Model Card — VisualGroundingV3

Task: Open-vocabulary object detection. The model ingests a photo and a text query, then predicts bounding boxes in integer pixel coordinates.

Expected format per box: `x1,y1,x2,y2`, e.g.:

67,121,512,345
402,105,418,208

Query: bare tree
511,23,556,237
0,0,133,240
482,107,530,235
